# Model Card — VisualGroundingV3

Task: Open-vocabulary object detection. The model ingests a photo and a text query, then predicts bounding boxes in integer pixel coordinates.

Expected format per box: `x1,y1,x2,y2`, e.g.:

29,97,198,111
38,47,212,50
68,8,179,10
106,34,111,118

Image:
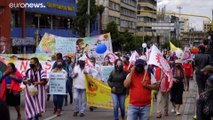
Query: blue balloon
96,43,107,54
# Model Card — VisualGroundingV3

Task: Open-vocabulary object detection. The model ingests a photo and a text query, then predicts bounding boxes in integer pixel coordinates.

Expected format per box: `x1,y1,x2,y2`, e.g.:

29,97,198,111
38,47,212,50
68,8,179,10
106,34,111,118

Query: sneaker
171,109,176,113
57,109,62,116
73,112,79,117
176,111,181,116
53,108,57,114
79,113,85,117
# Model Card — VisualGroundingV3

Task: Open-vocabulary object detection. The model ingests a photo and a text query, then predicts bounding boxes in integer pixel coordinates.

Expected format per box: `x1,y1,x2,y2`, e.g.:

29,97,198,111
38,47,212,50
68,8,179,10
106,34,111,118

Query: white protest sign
101,66,114,83
55,36,77,54
49,72,66,95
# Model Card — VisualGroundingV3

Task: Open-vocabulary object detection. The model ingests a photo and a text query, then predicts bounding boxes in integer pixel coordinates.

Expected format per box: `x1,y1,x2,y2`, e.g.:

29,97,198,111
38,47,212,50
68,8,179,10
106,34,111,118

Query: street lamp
142,43,147,54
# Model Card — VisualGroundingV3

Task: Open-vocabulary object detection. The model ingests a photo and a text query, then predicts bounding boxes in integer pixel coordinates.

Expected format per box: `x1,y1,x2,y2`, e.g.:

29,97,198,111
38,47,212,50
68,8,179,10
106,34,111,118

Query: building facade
0,0,99,54
203,21,211,32
181,31,207,47
97,0,137,33
137,0,157,36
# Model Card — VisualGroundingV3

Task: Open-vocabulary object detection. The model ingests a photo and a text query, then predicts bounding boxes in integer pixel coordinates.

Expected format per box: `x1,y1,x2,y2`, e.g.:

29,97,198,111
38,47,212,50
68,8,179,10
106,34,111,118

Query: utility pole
87,0,90,37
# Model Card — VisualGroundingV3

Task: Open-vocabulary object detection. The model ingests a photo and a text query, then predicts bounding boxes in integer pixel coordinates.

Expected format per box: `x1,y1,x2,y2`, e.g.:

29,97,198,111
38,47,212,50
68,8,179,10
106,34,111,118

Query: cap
175,59,182,64
135,59,145,66
201,65,213,73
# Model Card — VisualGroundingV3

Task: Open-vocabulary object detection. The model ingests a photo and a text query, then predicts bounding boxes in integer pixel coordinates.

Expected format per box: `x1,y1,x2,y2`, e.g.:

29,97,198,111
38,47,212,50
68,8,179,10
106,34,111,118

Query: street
9,80,197,120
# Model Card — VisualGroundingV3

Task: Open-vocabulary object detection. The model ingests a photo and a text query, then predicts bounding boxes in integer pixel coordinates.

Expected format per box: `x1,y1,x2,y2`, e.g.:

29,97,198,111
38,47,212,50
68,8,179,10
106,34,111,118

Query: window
121,8,136,18
109,16,120,24
11,11,20,27
109,1,120,11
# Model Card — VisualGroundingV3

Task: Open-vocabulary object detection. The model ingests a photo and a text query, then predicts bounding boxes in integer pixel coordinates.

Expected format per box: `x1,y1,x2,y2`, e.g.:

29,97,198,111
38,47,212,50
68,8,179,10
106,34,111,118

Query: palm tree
97,5,105,34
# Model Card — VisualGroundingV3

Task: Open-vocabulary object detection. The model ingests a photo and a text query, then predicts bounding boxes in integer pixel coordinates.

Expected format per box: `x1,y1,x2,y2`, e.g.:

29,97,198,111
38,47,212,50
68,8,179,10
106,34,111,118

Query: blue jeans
73,88,86,113
127,104,150,120
112,93,125,120
53,95,64,109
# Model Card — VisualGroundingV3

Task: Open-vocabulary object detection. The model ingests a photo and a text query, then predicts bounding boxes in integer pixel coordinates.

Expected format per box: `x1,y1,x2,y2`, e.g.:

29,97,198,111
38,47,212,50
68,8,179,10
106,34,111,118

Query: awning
12,37,36,46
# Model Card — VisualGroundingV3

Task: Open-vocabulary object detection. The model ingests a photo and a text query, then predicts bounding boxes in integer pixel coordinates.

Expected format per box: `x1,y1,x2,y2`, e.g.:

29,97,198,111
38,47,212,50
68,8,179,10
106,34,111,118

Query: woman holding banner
108,59,128,120
0,63,22,120
51,59,68,116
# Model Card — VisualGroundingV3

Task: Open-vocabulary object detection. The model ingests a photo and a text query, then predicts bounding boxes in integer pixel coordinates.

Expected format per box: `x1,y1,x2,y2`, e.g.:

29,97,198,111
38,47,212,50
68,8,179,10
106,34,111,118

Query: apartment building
97,0,137,32
137,0,157,36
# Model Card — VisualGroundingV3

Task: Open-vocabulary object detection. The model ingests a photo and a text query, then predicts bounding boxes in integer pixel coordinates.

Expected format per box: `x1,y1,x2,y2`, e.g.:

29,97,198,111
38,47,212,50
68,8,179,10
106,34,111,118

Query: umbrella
190,47,199,54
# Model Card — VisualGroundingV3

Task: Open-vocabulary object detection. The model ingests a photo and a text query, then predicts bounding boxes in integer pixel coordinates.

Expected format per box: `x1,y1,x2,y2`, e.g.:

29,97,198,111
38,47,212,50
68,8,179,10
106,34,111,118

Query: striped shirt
24,68,47,119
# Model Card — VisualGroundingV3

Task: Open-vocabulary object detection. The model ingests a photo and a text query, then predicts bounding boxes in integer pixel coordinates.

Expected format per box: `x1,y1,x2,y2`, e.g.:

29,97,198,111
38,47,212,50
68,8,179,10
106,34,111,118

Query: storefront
11,37,36,54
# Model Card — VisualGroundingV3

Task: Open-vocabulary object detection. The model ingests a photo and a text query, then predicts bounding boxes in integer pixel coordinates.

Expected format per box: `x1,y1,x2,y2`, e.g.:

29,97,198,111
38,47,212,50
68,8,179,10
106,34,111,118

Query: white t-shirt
73,65,88,89
88,64,103,81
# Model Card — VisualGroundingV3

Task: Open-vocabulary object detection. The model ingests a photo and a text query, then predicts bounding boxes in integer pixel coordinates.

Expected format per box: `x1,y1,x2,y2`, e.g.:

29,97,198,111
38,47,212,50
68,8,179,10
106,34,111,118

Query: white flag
147,45,173,81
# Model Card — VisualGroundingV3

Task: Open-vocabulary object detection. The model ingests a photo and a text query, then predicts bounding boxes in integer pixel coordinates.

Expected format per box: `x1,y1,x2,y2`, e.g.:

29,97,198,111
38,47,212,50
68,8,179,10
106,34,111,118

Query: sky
157,0,213,31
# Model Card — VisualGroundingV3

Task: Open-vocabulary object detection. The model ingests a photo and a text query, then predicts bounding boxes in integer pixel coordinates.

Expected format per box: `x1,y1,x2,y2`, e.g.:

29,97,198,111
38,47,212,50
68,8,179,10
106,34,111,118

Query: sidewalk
182,80,197,120
149,80,197,120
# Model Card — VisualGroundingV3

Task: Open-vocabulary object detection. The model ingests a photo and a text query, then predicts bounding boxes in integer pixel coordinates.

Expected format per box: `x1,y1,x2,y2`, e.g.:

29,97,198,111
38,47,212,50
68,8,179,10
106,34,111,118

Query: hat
175,59,182,64
201,65,213,73
135,59,145,66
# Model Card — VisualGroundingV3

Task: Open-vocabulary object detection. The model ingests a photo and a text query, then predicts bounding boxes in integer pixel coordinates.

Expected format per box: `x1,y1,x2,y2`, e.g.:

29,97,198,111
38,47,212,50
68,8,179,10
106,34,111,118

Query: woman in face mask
170,59,185,116
51,59,68,116
107,59,128,120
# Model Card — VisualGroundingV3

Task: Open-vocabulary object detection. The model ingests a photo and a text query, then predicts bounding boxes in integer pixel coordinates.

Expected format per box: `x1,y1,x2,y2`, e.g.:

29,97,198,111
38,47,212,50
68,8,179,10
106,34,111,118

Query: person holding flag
155,66,173,118
124,59,157,120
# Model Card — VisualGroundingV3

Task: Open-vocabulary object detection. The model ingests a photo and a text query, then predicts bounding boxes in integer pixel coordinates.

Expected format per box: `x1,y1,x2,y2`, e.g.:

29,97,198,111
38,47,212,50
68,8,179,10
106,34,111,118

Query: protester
108,59,128,120
49,53,69,106
0,63,22,120
193,45,211,119
170,59,184,115
65,56,74,104
196,65,213,120
51,59,67,116
183,60,193,91
23,57,47,120
72,59,88,117
124,59,152,120
0,100,10,120
123,56,130,73
194,45,211,94
102,56,113,66
155,66,173,118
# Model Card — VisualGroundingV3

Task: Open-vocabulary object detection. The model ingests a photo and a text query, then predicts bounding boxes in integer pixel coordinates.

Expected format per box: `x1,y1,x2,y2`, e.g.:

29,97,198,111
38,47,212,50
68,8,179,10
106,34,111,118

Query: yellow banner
85,74,129,110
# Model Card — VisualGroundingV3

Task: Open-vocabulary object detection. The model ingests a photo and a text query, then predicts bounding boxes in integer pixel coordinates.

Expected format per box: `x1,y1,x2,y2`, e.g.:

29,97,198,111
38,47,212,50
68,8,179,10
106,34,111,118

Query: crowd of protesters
0,40,212,120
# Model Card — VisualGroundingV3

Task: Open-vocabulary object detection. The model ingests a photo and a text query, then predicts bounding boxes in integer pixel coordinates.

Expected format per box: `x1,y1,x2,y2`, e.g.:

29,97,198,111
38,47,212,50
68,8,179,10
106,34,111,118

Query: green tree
104,21,120,51
73,0,97,37
97,5,105,34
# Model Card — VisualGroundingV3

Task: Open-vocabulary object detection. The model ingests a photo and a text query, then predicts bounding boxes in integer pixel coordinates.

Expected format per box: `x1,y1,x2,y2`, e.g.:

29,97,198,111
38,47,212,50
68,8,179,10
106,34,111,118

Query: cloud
157,0,213,30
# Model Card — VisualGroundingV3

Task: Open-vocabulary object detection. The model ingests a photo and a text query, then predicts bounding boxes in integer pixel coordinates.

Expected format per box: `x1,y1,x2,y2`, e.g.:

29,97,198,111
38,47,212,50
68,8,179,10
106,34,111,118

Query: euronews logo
9,3,46,8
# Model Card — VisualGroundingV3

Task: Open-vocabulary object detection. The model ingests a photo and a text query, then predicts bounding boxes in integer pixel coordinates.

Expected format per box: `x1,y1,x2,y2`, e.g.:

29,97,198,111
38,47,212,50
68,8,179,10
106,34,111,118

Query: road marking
43,115,57,120
43,113,64,120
